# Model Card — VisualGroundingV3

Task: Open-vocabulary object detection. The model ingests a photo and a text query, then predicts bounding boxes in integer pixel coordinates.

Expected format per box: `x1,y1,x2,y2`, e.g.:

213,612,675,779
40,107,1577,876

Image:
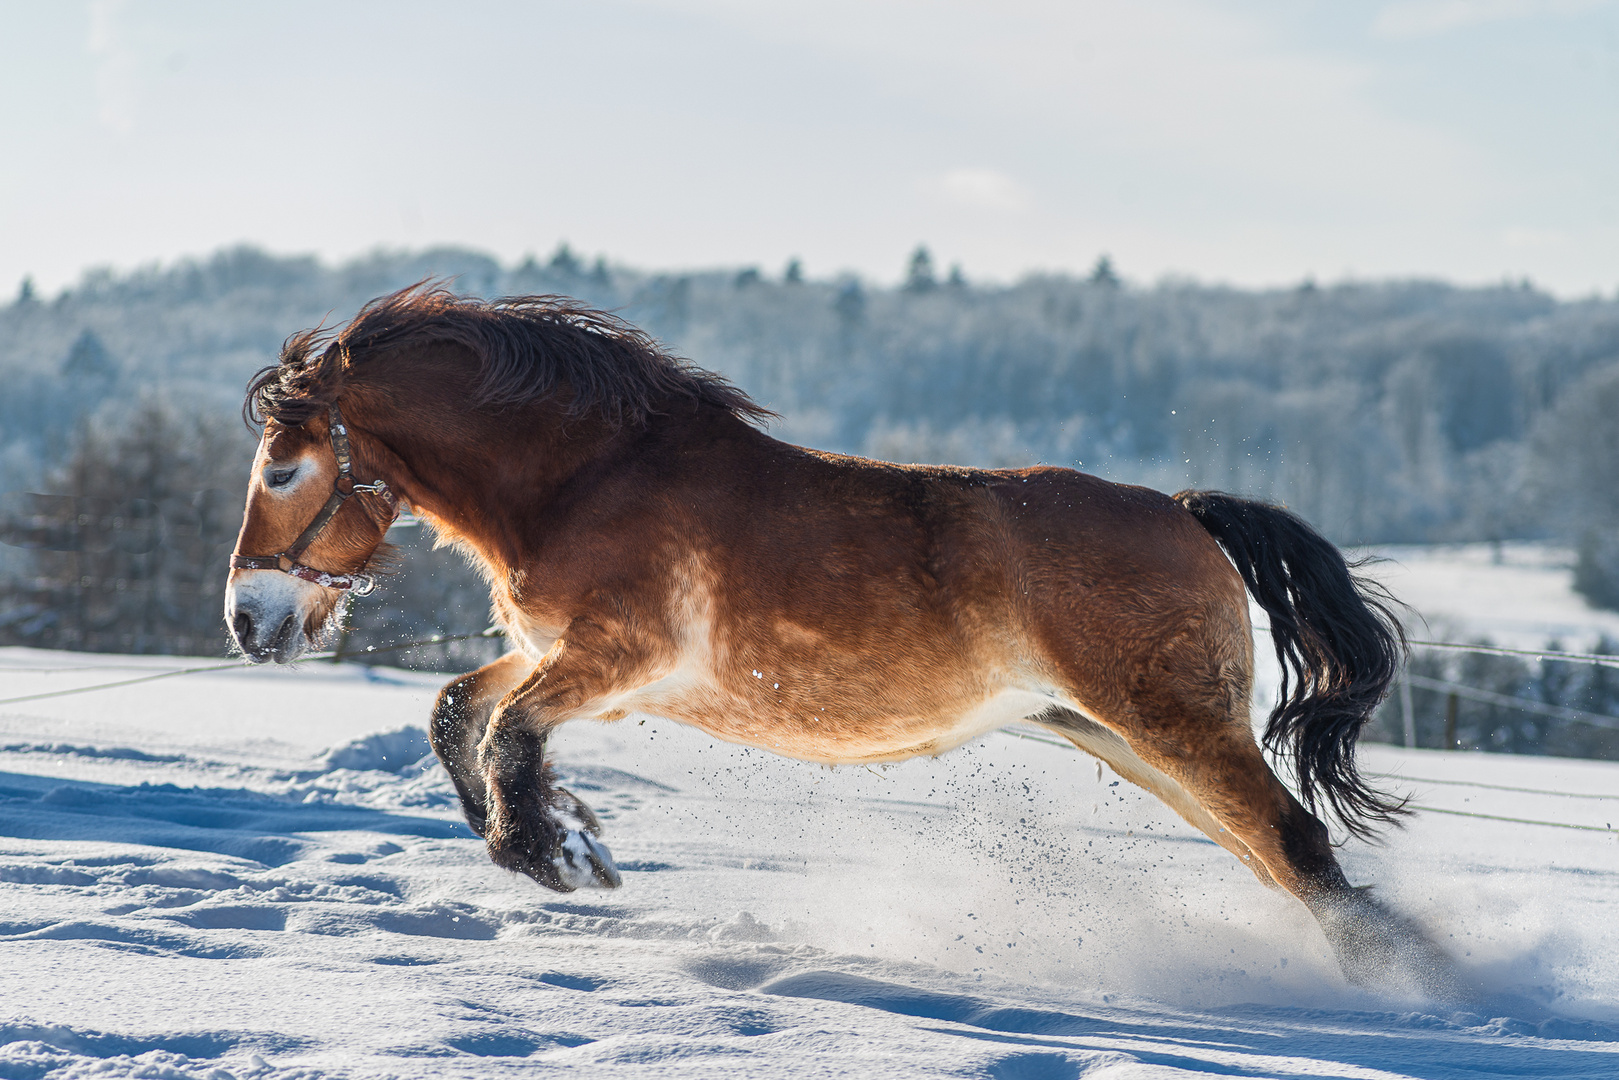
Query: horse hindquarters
1051,492,1459,996
1168,493,1466,996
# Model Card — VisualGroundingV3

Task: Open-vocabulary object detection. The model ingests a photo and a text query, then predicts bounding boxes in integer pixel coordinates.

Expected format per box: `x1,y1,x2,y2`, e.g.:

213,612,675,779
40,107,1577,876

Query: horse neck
348,395,629,572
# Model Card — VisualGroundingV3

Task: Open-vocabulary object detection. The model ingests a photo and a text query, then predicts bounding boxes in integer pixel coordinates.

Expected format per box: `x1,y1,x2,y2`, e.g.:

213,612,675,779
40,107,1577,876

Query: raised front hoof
483,782,621,892
486,828,622,892
556,829,623,890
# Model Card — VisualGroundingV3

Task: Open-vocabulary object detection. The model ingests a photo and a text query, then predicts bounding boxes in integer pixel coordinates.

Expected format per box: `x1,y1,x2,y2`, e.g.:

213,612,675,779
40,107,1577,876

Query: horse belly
627,678,1062,766
589,562,1062,764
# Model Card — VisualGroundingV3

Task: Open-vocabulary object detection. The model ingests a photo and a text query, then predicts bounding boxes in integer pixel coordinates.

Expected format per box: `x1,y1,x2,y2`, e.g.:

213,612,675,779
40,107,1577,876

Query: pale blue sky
3,0,1616,295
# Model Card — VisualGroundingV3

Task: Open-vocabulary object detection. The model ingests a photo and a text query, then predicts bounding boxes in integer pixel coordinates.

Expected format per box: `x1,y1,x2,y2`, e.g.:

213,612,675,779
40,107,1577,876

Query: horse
226,285,1456,995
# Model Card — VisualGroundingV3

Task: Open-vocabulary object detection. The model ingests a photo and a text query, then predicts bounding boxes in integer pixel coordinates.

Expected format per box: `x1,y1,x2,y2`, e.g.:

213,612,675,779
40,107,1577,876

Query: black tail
1174,490,1408,840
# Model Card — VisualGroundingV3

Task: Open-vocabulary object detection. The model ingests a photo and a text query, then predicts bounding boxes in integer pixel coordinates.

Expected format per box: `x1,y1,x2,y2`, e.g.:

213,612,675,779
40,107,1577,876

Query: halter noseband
230,403,398,595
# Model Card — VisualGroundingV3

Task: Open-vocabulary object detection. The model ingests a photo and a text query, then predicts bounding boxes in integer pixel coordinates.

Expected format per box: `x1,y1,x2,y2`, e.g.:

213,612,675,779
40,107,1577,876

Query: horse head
224,282,770,664
226,405,398,663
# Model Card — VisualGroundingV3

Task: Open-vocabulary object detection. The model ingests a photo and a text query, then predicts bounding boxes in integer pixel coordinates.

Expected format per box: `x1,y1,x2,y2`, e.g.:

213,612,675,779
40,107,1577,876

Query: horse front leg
429,651,532,837
477,721,619,891
478,620,664,892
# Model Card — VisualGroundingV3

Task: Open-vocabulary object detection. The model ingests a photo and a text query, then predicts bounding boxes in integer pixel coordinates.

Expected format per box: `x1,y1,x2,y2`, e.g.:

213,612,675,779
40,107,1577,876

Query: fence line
0,660,243,704
3,627,1616,745
1404,804,1614,834
0,627,505,706
1256,626,1619,670
3,636,1612,833
0,661,193,674
1408,638,1619,670
1403,673,1619,732
995,727,1615,833
1256,625,1619,747
1368,772,1619,802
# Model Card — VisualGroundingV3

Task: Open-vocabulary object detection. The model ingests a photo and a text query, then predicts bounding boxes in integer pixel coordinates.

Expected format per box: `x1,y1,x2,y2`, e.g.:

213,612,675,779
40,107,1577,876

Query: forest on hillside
2,244,1618,756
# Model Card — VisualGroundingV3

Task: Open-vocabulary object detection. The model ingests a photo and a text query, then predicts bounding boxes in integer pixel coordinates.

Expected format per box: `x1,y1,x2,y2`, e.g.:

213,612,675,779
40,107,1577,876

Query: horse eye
267,468,297,488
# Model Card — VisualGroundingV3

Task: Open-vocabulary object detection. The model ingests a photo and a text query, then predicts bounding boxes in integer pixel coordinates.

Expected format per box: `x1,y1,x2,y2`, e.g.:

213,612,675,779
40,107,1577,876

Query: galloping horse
227,286,1452,993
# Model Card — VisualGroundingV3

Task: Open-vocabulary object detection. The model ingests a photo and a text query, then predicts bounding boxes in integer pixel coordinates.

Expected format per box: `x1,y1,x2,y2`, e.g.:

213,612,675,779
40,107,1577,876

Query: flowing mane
244,284,772,429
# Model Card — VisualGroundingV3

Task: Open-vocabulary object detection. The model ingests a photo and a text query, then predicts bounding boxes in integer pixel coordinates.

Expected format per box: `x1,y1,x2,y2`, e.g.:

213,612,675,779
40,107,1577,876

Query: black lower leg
477,722,621,892
430,674,495,836
480,723,561,880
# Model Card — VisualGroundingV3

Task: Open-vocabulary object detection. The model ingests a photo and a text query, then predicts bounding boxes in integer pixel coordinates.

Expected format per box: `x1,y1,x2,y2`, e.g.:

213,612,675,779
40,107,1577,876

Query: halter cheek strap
230,403,399,594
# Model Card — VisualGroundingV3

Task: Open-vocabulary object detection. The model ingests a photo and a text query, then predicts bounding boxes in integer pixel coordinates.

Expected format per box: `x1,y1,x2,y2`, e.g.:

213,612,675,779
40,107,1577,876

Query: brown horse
226,286,1455,995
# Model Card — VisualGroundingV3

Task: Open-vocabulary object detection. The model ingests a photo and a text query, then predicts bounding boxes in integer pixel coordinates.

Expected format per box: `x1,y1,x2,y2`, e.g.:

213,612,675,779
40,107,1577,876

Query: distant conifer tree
834,280,865,325
62,329,117,383
548,242,581,276
1575,532,1619,610
783,258,803,285
0,403,251,655
16,276,36,305
1090,255,1119,287
905,246,937,293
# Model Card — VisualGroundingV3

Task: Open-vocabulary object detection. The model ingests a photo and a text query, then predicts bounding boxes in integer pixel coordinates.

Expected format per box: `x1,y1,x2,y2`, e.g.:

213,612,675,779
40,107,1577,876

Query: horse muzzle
225,570,320,663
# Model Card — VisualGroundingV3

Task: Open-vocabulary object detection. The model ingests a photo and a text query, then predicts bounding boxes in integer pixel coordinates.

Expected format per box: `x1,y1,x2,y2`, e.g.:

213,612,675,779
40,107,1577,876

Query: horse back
497,420,1250,751
651,432,1248,696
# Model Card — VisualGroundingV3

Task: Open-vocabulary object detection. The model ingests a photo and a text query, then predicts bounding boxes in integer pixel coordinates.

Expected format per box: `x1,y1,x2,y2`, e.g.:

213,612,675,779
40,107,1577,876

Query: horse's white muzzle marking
225,569,323,663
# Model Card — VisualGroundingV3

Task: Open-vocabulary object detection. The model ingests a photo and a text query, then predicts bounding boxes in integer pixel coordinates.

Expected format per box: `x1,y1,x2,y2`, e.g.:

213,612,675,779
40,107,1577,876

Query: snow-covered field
1367,542,1619,653
1,543,1616,1079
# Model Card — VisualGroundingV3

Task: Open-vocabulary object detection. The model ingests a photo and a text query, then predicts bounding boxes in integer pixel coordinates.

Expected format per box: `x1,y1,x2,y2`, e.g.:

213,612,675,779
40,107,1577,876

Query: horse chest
500,606,565,660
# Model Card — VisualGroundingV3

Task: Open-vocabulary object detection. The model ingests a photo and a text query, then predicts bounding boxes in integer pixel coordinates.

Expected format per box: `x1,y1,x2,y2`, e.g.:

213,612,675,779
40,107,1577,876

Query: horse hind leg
1094,684,1466,1000
1031,706,1275,887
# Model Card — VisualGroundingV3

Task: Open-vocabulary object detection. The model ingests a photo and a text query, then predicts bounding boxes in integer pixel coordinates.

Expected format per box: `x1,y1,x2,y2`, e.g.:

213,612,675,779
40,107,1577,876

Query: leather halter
230,403,398,595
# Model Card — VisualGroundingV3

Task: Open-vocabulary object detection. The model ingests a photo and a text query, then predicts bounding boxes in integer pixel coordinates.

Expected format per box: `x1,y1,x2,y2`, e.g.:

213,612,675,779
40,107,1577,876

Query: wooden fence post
1399,678,1416,749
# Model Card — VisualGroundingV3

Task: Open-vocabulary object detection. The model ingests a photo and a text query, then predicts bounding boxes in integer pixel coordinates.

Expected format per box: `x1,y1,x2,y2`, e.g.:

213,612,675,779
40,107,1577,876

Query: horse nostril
271,613,297,653
233,611,254,648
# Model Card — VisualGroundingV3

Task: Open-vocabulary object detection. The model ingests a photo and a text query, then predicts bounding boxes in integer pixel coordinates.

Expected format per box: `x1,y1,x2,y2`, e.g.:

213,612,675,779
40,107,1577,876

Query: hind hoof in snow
1317,890,1475,1005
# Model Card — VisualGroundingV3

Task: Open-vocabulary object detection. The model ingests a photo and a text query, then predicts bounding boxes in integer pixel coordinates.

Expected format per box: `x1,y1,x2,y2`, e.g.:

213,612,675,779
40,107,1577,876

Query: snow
1365,542,1619,652
2,545,1618,1078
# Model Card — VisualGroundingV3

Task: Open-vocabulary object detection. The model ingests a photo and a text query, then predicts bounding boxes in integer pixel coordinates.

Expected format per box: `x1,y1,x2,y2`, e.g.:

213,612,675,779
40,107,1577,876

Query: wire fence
4,626,1615,835
4,626,1616,729
1391,647,1619,754
1402,673,1619,732
1406,638,1619,670
1246,626,1619,755
0,628,504,706
996,725,1618,835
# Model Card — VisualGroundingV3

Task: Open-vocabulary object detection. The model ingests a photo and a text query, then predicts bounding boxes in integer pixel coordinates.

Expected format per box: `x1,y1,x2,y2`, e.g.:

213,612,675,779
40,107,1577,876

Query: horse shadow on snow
0,765,471,868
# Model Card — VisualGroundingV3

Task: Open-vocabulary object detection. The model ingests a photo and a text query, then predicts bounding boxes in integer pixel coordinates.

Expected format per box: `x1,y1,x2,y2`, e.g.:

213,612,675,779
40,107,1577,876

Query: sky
2,0,1617,296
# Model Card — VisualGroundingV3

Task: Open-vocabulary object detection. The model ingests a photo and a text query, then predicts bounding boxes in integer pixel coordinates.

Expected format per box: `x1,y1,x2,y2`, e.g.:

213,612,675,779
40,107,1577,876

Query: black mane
245,284,772,429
